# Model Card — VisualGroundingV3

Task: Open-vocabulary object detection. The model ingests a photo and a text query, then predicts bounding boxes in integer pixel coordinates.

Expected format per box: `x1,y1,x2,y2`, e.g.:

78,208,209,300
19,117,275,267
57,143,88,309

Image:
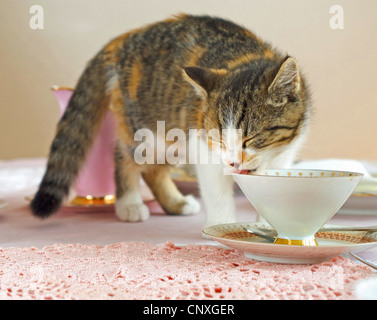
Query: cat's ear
268,57,300,96
182,67,227,96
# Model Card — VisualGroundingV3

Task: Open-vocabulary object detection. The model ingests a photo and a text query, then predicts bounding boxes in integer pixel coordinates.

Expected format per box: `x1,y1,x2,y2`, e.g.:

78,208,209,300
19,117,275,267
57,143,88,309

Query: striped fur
30,14,311,221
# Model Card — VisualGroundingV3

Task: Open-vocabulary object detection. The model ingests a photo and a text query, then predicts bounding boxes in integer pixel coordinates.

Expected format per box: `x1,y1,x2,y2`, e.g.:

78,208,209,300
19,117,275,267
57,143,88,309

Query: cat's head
183,56,310,173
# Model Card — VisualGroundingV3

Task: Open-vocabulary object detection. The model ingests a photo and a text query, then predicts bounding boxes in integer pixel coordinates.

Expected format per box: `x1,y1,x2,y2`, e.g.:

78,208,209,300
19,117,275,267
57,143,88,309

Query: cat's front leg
196,162,236,227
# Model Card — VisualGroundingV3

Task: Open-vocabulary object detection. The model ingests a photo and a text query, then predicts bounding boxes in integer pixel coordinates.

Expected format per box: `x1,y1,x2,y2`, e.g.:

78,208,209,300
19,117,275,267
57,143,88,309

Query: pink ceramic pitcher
51,86,116,205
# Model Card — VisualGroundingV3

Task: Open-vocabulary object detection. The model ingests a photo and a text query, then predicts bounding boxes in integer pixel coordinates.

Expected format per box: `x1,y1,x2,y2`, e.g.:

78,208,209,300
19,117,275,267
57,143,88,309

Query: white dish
339,193,377,215
202,222,377,264
293,159,377,196
354,277,377,300
293,159,377,215
232,169,363,245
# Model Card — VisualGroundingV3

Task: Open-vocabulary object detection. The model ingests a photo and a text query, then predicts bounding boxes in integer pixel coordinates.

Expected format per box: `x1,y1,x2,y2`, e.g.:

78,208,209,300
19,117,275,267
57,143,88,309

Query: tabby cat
31,14,311,227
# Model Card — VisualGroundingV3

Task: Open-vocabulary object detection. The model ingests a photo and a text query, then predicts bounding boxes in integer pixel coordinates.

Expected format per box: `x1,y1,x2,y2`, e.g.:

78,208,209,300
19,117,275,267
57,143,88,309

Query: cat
30,14,311,227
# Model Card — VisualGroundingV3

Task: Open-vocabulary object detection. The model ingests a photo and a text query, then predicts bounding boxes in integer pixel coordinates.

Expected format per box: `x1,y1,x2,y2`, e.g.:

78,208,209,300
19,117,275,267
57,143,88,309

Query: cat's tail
30,55,115,218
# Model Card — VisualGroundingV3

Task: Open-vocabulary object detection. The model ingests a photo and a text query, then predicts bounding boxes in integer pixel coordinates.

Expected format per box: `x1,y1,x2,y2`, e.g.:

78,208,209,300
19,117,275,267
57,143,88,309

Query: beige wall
1,0,377,160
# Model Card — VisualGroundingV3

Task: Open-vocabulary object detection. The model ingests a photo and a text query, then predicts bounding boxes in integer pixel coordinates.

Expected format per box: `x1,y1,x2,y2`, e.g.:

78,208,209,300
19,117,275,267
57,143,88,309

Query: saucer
25,178,155,212
24,169,195,212
202,222,377,264
25,195,116,213
25,194,155,213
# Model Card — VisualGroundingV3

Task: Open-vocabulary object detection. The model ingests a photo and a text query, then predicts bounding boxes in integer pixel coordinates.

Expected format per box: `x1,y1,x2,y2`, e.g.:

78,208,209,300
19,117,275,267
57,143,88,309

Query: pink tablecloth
1,158,377,247
0,158,376,300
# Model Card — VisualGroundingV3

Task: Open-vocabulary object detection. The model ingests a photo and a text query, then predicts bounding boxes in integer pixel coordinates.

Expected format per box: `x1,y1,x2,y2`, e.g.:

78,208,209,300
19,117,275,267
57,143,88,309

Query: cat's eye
242,133,260,148
243,139,253,148
266,125,295,131
243,134,266,149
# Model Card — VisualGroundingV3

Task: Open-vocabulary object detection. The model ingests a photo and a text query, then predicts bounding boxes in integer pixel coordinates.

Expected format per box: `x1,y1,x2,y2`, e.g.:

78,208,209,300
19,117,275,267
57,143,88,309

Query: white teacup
233,169,363,246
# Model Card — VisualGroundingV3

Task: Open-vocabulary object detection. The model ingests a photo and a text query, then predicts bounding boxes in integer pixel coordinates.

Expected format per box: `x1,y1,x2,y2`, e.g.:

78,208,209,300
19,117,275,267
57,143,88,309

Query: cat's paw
181,195,201,215
166,194,201,215
115,203,150,222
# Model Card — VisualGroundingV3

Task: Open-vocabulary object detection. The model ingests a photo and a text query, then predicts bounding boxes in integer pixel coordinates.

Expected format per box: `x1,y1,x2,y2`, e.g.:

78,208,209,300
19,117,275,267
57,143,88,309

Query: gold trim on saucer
70,195,115,206
202,222,377,264
273,237,318,246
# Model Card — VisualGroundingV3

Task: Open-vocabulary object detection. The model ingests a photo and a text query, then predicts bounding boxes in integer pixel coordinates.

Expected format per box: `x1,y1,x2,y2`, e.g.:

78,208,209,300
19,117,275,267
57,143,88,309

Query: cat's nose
229,162,241,169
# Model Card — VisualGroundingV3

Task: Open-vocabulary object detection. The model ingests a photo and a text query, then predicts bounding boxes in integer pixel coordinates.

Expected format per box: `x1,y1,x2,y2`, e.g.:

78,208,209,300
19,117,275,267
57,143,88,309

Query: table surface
1,158,377,268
